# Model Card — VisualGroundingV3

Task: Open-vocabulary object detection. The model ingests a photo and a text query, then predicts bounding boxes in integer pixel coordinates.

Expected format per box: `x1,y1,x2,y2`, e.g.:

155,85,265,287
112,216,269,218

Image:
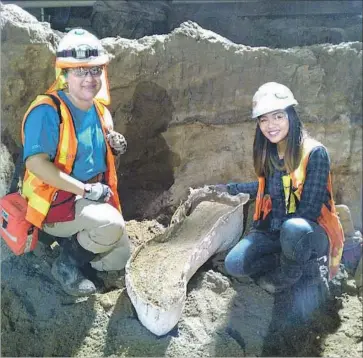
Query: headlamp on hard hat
56,28,109,67
49,28,111,105
56,48,101,59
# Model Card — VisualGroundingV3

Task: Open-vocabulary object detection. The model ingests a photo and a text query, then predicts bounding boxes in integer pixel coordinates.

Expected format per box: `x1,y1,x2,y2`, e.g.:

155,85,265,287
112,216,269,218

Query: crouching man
21,29,130,296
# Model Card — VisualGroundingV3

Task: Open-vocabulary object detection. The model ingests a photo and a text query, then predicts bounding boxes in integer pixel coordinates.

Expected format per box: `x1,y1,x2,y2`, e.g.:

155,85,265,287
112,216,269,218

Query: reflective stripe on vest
253,138,344,280
282,138,321,214
21,92,121,228
22,172,51,216
93,101,121,212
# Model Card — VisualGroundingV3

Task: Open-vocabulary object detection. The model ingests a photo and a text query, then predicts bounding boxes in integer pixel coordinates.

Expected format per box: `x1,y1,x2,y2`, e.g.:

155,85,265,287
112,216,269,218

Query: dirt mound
2,219,362,357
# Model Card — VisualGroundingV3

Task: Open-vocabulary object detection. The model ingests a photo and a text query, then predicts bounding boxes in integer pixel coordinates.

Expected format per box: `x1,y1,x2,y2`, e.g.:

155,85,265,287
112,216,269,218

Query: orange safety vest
253,138,344,280
21,91,121,229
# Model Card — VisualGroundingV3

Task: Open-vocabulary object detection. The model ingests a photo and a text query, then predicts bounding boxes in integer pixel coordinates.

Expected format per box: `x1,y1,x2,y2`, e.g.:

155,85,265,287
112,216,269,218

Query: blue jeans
224,218,329,277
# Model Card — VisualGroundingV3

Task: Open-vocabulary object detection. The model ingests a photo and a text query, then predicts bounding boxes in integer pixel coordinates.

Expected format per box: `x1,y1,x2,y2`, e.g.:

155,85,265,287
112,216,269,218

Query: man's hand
107,130,127,155
84,183,113,202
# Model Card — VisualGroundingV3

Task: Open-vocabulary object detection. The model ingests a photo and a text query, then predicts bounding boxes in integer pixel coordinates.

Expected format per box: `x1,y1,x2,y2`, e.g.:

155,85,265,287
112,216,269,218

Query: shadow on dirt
207,253,344,357
1,250,98,357
102,290,172,357
261,277,342,357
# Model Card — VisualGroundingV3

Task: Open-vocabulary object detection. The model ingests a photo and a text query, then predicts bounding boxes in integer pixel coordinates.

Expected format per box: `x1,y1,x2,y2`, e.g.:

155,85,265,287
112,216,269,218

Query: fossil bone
125,186,249,336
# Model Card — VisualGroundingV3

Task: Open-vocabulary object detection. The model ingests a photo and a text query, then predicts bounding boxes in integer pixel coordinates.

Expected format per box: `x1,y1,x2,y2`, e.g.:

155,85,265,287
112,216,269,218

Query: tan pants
43,197,131,271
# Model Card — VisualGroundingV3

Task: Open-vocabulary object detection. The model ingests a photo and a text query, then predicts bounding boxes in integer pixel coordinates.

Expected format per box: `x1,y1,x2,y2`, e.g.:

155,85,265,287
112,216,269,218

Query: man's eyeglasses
258,111,287,126
69,66,103,78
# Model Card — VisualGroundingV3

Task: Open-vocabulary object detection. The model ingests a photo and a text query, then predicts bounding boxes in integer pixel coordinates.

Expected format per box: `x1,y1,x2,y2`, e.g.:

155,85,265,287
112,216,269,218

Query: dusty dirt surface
126,219,166,251
321,287,362,357
1,219,362,357
130,201,231,308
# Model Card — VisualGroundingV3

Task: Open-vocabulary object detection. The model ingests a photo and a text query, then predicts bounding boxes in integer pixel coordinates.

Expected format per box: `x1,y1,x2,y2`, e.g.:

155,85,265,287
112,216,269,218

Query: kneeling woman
213,82,344,293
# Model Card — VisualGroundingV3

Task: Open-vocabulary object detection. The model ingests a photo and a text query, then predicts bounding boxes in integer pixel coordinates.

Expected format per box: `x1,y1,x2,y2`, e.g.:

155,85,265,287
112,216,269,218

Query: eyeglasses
258,111,287,126
69,66,103,78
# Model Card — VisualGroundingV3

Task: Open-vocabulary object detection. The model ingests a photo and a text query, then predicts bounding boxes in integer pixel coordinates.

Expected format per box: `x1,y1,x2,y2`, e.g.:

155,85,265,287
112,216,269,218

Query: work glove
208,184,228,193
107,130,127,155
83,183,112,202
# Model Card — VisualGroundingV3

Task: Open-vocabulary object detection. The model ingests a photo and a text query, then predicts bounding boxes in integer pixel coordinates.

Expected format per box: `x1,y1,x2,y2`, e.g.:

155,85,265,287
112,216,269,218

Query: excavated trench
1,3,362,357
116,81,179,222
2,64,362,358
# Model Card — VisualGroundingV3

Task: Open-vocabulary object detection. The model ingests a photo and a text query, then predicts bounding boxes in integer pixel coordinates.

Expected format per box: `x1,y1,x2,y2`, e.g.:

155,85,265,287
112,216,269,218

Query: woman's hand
208,184,228,193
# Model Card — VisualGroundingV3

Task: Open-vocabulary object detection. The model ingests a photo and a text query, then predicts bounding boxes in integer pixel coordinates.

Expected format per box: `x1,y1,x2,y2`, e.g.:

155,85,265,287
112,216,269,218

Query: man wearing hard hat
21,28,130,297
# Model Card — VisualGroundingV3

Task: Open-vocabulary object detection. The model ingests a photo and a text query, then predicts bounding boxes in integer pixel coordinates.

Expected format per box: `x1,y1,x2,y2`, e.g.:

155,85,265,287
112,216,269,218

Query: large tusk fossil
125,186,249,336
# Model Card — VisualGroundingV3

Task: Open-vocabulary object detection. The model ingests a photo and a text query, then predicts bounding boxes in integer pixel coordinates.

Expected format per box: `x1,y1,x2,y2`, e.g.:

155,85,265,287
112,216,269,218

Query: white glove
83,183,112,202
107,130,127,155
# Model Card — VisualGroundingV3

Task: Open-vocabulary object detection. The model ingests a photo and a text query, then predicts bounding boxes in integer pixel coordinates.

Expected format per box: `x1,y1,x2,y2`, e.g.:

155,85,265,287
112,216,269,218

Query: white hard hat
48,28,111,104
56,28,109,68
252,82,298,119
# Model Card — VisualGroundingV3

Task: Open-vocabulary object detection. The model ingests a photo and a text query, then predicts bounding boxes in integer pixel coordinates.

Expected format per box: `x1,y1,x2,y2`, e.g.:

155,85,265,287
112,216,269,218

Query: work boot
51,236,97,297
38,230,57,247
302,257,322,279
250,252,281,282
52,250,97,297
302,256,330,287
257,255,302,294
57,235,97,266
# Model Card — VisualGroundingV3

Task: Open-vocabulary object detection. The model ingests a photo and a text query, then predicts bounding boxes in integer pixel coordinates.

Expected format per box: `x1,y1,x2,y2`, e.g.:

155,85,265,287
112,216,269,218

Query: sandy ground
1,218,362,357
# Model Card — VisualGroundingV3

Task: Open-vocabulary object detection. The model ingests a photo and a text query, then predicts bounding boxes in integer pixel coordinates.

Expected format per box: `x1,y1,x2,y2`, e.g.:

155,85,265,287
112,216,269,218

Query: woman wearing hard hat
21,28,130,297
211,82,344,293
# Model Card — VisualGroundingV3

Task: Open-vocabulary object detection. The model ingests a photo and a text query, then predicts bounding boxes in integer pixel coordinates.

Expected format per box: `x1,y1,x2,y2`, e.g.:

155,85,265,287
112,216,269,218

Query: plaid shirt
227,146,331,231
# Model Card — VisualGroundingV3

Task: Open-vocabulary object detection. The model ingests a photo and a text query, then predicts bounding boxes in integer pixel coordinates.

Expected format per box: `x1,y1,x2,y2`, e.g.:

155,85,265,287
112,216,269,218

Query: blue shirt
23,90,107,182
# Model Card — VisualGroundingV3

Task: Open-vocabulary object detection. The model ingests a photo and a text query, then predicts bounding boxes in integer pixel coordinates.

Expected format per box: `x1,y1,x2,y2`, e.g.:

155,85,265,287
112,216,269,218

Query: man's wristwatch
83,184,92,197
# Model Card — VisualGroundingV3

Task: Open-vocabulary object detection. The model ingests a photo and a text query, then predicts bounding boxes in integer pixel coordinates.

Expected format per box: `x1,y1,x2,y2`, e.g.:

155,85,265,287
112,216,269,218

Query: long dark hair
253,106,306,176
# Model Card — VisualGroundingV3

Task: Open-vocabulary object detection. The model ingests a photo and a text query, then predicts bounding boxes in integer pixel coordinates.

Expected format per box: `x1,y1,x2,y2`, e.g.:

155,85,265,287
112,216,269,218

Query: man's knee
78,207,126,253
280,218,313,261
96,205,125,242
90,232,131,271
108,212,126,239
